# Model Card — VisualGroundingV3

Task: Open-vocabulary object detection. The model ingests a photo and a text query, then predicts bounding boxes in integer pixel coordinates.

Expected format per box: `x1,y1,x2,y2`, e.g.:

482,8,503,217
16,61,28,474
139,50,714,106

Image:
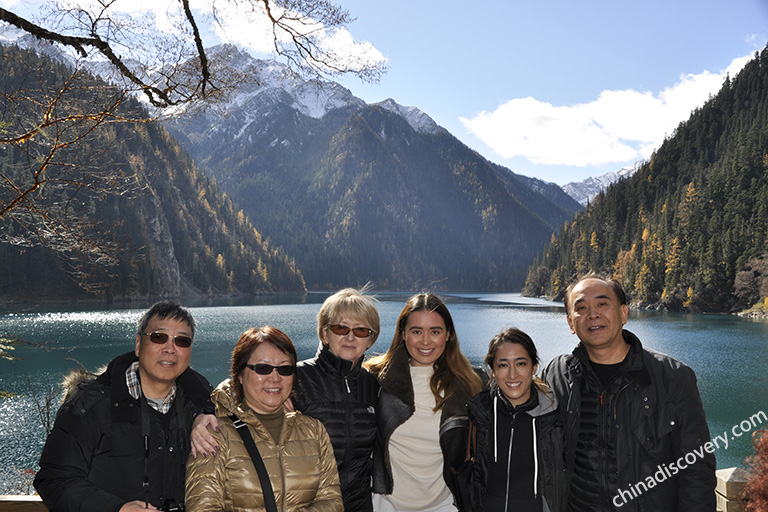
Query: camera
160,498,185,512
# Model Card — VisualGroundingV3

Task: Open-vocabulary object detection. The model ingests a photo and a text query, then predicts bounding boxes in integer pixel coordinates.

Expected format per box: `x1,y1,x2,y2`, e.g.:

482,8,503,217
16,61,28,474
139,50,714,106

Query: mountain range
524,45,768,313
165,45,582,291
562,160,644,206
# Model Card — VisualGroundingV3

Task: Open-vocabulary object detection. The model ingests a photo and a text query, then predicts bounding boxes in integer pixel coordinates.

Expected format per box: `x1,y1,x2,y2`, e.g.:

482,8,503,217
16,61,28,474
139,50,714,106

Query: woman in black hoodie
465,328,566,512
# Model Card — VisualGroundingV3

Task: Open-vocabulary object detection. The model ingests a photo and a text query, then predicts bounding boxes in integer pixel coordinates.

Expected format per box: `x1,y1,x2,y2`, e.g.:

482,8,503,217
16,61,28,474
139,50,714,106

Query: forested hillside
524,46,768,313
167,54,582,291
0,44,305,300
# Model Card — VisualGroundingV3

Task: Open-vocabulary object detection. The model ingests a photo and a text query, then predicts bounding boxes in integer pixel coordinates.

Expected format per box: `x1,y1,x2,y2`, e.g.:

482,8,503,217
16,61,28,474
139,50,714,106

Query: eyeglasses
246,363,296,376
143,331,194,348
327,324,375,338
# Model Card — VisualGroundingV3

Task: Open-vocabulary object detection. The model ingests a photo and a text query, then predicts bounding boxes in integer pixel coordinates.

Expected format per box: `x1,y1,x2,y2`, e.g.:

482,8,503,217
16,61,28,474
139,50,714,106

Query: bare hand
191,414,219,459
120,500,159,511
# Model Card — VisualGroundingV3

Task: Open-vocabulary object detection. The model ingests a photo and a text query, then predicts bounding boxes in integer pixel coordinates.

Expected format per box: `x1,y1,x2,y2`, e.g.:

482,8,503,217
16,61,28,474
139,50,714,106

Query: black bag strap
229,414,278,512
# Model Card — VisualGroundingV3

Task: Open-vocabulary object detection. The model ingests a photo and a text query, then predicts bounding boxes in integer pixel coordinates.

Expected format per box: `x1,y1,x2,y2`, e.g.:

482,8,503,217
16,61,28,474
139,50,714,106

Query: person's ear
566,314,576,334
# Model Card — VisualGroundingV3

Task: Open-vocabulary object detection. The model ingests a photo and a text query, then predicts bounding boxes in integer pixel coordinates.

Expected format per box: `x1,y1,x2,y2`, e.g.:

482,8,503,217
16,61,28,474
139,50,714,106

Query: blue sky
3,0,767,185
329,0,768,184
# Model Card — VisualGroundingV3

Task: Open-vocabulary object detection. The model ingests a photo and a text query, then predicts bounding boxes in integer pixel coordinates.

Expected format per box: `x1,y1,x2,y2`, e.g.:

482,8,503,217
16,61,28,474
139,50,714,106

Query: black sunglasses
143,331,193,348
246,363,296,376
327,324,375,338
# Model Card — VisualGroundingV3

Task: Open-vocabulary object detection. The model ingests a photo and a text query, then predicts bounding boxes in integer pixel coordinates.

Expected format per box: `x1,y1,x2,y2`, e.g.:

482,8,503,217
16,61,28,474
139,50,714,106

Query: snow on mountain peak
374,98,439,134
563,160,645,206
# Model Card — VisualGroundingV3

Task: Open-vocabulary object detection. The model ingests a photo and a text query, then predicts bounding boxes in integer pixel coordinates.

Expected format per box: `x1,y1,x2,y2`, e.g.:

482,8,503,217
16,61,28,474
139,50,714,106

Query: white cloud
461,54,752,167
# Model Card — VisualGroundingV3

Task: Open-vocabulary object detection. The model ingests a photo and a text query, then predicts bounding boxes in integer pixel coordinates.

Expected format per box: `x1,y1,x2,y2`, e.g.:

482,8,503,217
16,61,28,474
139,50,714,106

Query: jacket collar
97,351,210,408
96,351,139,404
378,343,475,423
315,343,361,377
377,344,415,407
569,329,651,387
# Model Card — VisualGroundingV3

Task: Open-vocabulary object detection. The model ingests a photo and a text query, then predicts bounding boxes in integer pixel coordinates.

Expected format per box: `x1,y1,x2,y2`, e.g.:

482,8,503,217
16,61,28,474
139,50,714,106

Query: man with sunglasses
35,301,213,512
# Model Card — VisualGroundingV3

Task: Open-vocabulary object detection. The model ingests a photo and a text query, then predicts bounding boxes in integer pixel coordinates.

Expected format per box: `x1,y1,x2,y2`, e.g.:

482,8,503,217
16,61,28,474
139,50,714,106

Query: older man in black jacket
542,274,716,512
34,301,212,512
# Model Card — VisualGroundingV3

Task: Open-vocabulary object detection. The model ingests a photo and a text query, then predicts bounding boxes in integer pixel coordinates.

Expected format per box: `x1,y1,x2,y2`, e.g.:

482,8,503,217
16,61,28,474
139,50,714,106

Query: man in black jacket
542,274,716,511
34,301,213,512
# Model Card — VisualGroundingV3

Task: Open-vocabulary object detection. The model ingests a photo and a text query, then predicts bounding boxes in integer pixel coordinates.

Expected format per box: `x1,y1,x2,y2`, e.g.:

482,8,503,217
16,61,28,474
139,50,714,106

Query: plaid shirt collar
126,361,177,414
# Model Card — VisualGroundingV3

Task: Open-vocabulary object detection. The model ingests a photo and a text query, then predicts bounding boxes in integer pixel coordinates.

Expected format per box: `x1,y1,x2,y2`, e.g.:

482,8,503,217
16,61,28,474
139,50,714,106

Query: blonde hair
366,293,482,411
316,286,380,345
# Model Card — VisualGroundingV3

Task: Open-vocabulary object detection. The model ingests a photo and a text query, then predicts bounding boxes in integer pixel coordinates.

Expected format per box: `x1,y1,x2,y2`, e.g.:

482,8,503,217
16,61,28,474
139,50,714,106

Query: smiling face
323,315,374,363
403,310,449,367
239,342,294,415
134,316,193,399
566,278,629,356
491,342,538,407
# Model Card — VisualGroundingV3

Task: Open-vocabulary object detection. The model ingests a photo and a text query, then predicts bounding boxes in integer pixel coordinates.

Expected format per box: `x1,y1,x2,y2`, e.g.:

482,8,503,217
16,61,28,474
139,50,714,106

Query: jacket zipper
343,373,352,492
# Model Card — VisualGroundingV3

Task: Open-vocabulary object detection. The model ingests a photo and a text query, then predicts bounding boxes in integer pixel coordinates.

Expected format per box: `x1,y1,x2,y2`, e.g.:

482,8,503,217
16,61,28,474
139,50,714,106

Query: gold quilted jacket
185,379,342,512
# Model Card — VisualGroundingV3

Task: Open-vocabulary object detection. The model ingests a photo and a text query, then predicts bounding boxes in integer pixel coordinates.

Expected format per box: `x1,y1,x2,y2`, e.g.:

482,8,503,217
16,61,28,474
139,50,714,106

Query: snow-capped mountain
563,160,644,206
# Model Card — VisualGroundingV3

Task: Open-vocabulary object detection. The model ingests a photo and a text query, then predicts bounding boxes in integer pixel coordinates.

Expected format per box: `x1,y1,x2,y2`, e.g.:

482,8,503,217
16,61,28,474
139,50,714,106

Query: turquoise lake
1,292,766,493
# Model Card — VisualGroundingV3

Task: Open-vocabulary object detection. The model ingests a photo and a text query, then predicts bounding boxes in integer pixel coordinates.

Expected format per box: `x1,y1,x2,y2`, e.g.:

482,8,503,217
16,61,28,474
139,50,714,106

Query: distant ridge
166,47,583,291
524,45,768,314
562,160,644,206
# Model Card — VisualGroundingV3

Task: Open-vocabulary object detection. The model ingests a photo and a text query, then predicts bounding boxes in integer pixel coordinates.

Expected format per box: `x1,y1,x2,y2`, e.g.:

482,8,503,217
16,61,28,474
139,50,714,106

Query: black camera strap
229,414,278,512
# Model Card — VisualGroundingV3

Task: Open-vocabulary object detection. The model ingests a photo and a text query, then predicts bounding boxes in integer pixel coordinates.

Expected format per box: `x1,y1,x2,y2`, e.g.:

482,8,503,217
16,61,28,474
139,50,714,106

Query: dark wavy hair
744,430,768,511
230,326,297,402
365,293,482,411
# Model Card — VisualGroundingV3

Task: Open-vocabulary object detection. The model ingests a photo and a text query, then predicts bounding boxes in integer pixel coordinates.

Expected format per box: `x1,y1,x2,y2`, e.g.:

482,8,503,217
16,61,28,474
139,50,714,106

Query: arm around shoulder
185,425,229,512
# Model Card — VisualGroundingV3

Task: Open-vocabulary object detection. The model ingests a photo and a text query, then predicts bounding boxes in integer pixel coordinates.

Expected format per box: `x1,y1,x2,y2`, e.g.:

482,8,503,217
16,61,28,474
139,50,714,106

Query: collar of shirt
125,361,177,414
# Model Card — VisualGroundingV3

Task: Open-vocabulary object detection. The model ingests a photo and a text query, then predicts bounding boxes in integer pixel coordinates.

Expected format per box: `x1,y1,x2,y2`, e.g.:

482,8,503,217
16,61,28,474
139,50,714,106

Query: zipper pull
345,375,350,393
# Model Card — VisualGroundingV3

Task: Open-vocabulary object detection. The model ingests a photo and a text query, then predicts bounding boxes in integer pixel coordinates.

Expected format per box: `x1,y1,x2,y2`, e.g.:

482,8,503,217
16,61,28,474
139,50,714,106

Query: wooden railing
0,466,751,512
0,495,47,512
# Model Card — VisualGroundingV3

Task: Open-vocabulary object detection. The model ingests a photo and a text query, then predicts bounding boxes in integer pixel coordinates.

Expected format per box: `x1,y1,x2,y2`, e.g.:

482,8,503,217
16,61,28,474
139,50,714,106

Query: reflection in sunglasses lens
247,363,296,376
328,325,373,338
146,332,193,348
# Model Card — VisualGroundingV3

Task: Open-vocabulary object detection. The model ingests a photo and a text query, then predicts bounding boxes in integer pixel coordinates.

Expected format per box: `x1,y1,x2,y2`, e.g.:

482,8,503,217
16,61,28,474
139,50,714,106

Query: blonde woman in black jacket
293,288,381,512
190,288,380,512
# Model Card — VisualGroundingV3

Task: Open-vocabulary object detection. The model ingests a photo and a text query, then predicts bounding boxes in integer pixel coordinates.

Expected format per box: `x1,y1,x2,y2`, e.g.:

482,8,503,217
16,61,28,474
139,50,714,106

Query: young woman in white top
365,293,482,512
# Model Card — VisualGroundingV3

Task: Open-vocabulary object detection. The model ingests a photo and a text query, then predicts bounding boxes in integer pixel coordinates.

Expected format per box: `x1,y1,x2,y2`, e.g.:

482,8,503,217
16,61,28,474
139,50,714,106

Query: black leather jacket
294,344,379,512
370,344,477,509
467,387,565,512
542,330,716,512
34,351,212,512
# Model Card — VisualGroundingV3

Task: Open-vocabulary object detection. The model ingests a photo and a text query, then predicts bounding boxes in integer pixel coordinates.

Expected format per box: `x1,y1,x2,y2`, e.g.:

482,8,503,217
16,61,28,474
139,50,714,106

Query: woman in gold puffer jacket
185,326,342,512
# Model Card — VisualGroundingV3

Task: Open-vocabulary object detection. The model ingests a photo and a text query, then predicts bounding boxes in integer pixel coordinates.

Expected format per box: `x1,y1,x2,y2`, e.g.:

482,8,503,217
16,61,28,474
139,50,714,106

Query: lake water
1,292,767,494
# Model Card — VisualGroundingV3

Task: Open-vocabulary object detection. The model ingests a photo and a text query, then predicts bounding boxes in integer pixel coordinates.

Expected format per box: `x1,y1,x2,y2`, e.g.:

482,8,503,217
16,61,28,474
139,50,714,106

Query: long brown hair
366,293,482,411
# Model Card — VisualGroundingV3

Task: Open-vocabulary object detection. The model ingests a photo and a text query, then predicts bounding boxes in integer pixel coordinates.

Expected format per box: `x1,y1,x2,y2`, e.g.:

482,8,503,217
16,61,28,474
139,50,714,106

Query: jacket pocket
633,399,676,459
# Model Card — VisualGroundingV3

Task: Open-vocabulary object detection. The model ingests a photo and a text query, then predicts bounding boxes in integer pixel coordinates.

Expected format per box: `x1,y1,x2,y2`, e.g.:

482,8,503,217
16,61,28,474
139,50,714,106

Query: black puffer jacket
466,387,565,512
294,344,379,512
370,344,479,509
34,351,212,512
542,330,716,512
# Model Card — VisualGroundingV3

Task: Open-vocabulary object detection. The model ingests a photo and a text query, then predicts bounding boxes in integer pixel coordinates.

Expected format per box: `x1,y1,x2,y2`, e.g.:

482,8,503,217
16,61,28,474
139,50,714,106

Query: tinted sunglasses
327,324,375,338
143,331,193,348
246,363,296,376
